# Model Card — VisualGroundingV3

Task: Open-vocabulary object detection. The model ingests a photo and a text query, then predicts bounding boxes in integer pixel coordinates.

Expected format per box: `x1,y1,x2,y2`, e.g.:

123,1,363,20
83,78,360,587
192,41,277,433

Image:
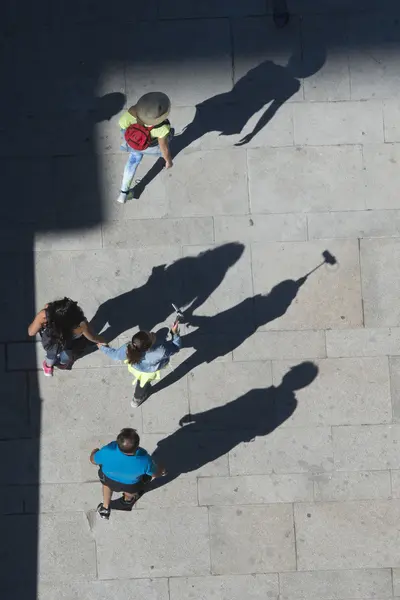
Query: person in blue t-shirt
90,428,165,520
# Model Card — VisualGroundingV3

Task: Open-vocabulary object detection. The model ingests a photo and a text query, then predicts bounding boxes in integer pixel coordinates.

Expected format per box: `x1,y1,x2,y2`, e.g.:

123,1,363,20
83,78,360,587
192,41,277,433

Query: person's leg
131,380,151,407
102,484,113,509
97,484,112,519
57,349,73,368
117,151,143,203
42,344,59,376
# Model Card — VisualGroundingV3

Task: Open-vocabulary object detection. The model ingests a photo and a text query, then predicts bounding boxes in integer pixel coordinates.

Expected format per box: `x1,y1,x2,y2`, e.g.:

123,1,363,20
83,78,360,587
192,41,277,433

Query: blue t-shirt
94,442,156,484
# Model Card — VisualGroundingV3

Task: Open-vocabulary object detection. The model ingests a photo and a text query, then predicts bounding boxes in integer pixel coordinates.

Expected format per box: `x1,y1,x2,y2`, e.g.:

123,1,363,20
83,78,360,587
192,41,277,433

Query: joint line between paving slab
292,502,298,570
388,356,395,424
207,506,213,574
357,237,365,327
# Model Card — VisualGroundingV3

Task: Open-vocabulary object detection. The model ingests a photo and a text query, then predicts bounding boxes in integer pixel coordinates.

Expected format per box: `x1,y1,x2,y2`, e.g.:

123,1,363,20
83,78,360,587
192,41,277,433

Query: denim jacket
99,333,181,373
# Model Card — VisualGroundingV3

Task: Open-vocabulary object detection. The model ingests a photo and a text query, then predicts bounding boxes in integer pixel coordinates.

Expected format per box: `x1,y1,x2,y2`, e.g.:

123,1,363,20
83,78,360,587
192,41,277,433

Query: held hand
171,321,180,334
165,159,173,169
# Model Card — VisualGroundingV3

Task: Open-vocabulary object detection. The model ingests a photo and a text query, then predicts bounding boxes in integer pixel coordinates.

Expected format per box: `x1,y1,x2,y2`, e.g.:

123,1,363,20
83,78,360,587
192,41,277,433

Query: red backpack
124,122,154,151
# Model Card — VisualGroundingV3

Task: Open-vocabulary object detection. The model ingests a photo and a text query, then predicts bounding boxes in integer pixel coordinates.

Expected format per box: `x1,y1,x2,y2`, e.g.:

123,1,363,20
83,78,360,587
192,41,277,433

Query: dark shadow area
89,242,244,342
149,361,318,490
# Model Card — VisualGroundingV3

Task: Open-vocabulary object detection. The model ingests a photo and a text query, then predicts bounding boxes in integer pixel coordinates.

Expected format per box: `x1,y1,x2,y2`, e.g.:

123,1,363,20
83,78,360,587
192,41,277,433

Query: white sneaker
116,191,128,204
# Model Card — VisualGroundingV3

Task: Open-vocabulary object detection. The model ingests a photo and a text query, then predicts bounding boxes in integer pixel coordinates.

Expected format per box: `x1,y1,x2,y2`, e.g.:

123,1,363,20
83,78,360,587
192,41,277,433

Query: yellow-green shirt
119,111,170,139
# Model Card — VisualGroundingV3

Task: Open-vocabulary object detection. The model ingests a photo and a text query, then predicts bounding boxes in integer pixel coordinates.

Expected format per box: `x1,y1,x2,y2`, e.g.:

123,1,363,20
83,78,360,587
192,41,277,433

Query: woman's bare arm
28,309,46,336
81,321,106,345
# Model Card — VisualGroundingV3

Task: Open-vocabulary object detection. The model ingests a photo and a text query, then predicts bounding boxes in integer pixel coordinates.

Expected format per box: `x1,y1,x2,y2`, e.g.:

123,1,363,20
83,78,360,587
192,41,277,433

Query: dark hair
126,330,154,365
46,297,85,345
117,428,140,454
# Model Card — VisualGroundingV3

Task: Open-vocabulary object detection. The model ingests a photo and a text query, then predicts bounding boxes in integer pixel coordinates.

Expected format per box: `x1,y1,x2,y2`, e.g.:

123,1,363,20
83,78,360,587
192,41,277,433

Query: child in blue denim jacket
98,325,181,407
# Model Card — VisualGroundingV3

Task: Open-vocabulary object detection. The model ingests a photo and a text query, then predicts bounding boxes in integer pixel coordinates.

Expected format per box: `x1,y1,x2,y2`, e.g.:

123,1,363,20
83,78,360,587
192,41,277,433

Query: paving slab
34,226,103,251
229,426,333,475
125,20,232,106
34,368,142,437
39,432,117,484
198,473,314,505
272,357,391,426
39,579,169,600
295,500,400,569
347,12,400,100
214,214,307,243
38,512,97,582
95,507,210,578
313,470,392,501
25,483,99,514
188,361,273,415
99,153,171,220
293,101,384,145
363,144,400,210
137,477,198,508
360,238,400,327
308,209,400,240
232,16,303,102
233,330,326,361
141,376,189,433
302,15,351,102
326,327,400,357
383,99,400,142
333,425,400,470
391,471,400,498
279,567,392,600
389,356,400,422
251,240,363,330
209,504,295,574
0,372,31,439
166,149,249,218
248,145,366,214
169,574,279,600
102,217,214,248
0,439,39,485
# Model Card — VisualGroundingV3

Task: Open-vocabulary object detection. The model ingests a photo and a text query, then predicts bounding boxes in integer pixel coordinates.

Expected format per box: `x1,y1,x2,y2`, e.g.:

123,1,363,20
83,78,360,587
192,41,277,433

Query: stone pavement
2,0,400,598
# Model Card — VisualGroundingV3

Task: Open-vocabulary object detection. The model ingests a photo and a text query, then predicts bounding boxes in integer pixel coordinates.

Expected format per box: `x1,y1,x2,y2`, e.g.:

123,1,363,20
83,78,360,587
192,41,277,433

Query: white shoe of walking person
116,191,128,204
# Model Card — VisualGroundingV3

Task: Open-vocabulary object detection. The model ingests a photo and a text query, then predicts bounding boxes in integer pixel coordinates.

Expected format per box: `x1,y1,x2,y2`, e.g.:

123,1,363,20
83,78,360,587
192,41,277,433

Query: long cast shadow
151,274,307,395
149,361,318,491
89,242,244,343
134,48,326,196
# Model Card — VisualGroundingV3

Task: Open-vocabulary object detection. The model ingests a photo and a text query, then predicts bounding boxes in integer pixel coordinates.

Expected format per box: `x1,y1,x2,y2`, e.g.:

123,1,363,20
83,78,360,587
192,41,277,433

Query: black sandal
97,503,111,520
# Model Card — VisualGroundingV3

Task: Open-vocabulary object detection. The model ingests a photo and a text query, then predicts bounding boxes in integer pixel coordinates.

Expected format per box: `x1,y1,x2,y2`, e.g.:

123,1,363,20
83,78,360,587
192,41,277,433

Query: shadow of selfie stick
297,250,337,286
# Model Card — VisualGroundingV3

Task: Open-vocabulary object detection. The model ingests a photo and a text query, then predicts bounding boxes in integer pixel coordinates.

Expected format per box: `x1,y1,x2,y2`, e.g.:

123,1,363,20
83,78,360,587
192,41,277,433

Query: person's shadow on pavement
149,361,319,491
150,274,307,396
135,48,326,196
88,242,244,344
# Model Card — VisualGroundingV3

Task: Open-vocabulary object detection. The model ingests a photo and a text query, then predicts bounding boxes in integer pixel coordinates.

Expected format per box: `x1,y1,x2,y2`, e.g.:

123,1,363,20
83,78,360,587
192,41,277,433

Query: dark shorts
98,468,151,493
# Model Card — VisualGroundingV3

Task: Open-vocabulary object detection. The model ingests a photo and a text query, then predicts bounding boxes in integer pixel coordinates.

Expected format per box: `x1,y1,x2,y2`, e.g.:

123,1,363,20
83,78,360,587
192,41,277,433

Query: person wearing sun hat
117,91,173,204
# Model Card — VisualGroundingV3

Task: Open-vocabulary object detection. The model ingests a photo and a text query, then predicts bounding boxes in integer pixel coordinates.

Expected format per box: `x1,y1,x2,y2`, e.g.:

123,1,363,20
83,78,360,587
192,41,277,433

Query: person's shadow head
280,361,320,392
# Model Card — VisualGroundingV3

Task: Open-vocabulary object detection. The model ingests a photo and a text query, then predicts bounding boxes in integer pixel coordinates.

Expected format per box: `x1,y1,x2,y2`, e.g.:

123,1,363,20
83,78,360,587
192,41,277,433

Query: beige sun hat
136,91,171,126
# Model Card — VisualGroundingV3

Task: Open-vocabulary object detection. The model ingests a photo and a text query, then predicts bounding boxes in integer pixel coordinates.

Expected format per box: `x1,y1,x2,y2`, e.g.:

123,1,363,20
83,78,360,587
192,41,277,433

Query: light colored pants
120,144,162,192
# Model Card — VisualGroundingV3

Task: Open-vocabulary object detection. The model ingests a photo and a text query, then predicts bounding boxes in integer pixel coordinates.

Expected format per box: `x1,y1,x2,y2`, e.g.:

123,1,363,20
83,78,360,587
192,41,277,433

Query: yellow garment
125,361,161,387
119,111,170,139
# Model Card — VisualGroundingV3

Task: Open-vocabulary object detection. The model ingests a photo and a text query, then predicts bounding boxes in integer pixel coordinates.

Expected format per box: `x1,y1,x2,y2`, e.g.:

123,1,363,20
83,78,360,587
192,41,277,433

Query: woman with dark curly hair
28,297,106,377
